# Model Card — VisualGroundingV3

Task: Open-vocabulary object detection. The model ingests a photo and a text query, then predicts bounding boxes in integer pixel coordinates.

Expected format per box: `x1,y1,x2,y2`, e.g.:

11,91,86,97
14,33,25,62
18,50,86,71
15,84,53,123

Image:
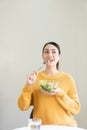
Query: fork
37,61,46,71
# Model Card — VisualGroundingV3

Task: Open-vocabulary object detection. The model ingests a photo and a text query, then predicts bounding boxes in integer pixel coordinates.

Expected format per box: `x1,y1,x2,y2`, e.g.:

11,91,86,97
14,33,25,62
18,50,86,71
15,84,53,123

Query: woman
18,41,80,126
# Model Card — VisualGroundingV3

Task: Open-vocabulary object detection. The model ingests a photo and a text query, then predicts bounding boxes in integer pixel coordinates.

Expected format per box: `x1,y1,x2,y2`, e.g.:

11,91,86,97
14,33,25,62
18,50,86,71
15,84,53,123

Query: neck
44,66,59,76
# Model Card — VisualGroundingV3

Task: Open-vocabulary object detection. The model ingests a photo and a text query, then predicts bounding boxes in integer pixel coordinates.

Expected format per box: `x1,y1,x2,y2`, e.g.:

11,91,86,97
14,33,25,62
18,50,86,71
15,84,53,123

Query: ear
59,54,61,60
42,54,44,61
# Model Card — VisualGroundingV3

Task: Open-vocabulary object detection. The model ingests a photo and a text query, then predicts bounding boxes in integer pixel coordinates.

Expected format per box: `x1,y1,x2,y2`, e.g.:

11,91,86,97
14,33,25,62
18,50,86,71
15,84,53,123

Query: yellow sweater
18,71,80,126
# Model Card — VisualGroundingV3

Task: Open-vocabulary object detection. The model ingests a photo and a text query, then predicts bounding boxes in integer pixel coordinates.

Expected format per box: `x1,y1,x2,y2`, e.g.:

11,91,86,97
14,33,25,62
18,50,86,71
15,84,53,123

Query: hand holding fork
27,61,46,85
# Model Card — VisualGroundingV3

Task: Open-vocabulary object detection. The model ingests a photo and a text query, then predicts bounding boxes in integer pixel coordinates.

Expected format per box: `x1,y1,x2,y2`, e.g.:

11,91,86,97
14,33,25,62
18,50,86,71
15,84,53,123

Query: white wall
0,0,87,130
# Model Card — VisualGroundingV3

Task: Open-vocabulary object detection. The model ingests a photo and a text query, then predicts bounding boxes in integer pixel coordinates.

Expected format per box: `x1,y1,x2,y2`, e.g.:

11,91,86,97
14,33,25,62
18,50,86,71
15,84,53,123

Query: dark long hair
42,41,61,70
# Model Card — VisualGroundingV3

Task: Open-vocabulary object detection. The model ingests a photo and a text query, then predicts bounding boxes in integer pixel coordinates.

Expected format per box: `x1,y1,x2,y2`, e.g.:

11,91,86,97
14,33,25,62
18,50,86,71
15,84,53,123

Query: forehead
44,44,57,50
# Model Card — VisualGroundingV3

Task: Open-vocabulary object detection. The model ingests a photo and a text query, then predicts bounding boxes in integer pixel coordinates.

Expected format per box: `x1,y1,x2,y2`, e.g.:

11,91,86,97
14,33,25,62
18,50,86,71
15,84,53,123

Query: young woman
18,42,80,126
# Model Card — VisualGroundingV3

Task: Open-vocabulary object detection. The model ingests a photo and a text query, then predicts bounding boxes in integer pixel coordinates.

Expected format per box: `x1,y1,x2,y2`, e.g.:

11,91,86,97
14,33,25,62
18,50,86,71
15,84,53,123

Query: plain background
0,0,87,130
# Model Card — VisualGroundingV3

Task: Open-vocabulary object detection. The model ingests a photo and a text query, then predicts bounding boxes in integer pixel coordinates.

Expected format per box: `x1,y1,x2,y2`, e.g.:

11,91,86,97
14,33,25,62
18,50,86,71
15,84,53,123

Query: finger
33,71,38,75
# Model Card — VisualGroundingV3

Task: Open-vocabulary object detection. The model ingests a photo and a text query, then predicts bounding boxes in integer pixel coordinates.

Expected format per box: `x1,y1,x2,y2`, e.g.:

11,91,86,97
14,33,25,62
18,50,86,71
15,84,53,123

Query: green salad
39,80,57,92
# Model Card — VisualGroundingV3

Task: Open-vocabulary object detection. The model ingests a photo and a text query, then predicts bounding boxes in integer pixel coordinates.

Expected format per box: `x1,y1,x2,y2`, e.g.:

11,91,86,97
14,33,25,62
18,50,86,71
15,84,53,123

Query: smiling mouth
47,59,54,63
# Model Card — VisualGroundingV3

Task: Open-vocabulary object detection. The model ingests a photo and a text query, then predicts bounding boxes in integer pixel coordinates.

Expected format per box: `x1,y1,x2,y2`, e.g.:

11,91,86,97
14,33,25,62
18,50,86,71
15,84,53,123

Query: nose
49,52,53,57
48,52,52,57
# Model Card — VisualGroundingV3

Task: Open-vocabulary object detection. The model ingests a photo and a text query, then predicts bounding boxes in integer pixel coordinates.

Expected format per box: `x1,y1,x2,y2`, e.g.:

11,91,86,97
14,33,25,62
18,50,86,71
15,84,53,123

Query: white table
12,125,86,130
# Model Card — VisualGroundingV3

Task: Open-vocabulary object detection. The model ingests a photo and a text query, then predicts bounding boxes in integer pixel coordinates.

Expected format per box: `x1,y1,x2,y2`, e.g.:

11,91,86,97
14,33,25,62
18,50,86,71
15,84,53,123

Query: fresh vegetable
39,80,57,92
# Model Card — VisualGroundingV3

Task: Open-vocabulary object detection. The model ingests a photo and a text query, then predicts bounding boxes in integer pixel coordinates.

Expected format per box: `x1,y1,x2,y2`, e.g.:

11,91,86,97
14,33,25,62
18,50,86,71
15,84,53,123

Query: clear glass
28,118,42,130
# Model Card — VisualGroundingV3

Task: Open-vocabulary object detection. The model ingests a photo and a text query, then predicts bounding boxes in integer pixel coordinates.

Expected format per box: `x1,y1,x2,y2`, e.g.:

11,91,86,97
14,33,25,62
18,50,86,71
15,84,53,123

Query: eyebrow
44,49,57,51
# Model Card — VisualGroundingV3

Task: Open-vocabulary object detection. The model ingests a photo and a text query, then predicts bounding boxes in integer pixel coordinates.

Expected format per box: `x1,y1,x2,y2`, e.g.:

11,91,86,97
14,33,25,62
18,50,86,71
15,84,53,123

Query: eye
44,50,49,54
52,51,56,54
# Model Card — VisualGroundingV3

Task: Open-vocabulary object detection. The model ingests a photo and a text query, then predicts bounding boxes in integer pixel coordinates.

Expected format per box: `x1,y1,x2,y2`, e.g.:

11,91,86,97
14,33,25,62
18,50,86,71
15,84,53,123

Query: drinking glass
28,118,42,130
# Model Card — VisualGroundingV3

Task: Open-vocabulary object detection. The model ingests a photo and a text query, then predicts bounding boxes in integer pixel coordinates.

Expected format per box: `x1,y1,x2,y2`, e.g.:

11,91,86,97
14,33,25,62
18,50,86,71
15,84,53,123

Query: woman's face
42,44,61,67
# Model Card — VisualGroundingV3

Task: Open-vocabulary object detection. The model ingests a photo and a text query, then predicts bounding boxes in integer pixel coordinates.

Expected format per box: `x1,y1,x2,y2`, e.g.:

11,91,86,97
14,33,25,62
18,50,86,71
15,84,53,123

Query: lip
47,59,54,63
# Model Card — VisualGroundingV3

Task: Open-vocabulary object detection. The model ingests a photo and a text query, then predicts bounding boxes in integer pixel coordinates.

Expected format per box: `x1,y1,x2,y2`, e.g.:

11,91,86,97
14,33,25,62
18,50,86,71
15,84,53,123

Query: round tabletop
12,125,86,130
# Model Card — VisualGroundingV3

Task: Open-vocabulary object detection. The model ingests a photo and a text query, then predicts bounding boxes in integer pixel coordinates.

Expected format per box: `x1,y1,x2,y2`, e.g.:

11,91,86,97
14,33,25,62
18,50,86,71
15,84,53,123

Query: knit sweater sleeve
55,74,81,115
18,83,33,111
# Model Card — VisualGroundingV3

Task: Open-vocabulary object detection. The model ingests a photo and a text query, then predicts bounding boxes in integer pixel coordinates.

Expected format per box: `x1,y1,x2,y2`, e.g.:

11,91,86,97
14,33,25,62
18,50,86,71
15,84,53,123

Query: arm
18,83,34,111
55,75,81,115
18,71,38,110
